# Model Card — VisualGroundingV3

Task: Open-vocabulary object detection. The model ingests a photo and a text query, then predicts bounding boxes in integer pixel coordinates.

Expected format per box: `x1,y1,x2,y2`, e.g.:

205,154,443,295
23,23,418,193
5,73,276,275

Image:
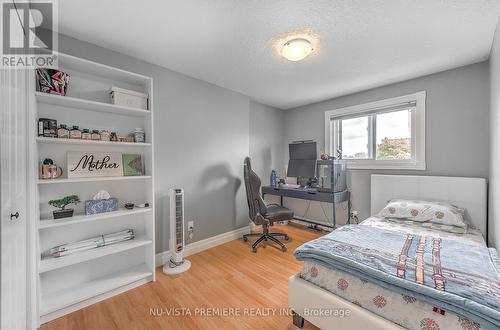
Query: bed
288,174,495,330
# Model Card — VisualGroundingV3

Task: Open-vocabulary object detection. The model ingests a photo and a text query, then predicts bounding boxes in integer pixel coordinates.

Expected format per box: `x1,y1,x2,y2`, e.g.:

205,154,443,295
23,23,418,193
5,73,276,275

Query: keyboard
279,184,301,189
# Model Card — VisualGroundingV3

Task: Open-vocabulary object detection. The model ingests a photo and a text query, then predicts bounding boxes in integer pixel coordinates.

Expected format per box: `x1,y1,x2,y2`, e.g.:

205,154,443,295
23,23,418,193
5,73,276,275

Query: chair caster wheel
243,237,248,242
252,247,257,253
281,246,287,252
284,236,289,241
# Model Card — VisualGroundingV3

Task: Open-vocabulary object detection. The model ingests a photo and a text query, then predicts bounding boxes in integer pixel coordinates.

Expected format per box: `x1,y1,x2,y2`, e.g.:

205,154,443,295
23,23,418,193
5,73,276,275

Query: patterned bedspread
299,261,485,330
362,216,486,246
294,225,500,329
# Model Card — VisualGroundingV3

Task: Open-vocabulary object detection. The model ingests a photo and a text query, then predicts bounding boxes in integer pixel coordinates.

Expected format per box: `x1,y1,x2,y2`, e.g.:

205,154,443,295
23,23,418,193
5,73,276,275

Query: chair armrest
253,212,269,226
267,203,281,207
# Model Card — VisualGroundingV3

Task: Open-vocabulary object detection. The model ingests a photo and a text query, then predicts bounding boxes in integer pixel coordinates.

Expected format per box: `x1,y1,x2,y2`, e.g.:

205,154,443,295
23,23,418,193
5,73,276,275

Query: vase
53,209,74,219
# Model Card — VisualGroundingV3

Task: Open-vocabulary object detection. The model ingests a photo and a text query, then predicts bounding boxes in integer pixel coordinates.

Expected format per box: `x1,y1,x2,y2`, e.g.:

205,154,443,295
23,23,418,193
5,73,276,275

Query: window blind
330,101,417,121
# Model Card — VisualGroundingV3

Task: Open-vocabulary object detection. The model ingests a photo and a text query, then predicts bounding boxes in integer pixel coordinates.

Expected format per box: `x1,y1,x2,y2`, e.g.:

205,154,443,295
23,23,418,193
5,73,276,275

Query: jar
134,128,145,143
57,124,69,139
81,129,91,140
100,130,110,141
91,130,100,140
69,125,82,139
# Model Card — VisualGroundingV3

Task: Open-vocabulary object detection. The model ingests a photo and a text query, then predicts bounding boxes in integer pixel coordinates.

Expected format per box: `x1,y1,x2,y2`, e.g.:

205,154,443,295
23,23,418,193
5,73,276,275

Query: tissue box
85,198,118,215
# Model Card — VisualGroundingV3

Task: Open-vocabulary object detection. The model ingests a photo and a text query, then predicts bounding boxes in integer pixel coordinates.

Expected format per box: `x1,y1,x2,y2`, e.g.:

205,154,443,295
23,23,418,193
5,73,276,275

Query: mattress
298,217,488,330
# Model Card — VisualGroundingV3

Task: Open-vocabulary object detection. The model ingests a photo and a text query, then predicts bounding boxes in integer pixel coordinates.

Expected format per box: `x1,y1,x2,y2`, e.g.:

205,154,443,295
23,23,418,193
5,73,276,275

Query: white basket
110,86,148,110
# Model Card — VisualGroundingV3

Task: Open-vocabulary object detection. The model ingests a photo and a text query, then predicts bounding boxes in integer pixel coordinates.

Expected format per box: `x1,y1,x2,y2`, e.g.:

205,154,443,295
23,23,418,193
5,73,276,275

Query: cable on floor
320,202,332,225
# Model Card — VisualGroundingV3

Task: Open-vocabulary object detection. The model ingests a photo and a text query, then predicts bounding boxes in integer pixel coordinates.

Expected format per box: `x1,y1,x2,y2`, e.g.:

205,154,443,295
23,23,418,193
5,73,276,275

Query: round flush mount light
271,30,319,62
280,38,314,62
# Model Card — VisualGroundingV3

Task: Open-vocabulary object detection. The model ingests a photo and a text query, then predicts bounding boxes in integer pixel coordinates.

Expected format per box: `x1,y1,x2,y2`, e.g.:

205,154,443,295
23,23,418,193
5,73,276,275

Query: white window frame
324,91,426,170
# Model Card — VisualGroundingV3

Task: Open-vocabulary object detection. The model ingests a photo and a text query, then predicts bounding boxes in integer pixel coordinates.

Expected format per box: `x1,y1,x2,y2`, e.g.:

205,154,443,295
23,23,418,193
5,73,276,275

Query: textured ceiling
57,0,500,109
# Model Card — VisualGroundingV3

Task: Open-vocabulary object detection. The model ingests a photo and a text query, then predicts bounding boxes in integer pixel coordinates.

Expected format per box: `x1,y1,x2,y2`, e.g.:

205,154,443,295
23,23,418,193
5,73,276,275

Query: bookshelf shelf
39,207,152,229
40,263,152,318
39,236,152,273
37,176,152,185
35,92,151,117
36,136,151,147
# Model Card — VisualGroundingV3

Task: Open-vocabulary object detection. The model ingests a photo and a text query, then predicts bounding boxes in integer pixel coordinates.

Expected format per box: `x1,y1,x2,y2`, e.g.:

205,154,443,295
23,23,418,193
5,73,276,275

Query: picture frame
122,154,144,176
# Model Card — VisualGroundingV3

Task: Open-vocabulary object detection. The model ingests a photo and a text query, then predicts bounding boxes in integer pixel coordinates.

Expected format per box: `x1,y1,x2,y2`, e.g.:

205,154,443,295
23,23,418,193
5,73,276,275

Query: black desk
261,185,350,228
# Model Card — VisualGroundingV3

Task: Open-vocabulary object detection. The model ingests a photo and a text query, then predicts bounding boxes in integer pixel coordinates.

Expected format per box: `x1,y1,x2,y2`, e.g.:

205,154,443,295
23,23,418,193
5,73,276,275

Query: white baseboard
155,225,250,267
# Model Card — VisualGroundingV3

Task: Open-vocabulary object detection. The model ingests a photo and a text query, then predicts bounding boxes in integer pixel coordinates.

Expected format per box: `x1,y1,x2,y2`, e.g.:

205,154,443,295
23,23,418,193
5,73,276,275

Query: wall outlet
350,210,359,223
187,220,194,240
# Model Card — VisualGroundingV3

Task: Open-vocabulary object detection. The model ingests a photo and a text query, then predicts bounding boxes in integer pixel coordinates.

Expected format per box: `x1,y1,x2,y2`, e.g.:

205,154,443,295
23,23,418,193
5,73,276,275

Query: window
325,92,426,170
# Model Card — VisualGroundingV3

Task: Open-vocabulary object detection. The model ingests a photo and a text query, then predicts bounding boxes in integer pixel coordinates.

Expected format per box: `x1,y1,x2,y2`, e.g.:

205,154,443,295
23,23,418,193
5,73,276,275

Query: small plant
49,195,80,219
49,195,81,210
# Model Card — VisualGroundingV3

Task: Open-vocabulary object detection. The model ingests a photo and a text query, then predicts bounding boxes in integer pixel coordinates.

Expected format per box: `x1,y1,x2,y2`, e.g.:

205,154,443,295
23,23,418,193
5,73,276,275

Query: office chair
243,157,293,252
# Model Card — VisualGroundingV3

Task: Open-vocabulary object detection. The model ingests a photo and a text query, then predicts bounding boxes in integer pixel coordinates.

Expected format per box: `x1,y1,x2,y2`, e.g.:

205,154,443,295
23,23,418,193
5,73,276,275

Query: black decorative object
124,203,135,210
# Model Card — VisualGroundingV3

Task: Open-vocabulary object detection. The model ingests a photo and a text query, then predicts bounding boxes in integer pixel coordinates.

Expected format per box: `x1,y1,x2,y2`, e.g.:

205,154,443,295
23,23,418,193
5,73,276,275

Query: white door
0,67,28,329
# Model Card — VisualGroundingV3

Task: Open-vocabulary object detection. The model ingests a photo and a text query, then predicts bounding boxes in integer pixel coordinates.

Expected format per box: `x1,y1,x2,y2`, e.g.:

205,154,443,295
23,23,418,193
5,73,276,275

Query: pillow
377,199,432,222
378,199,467,228
421,200,467,228
382,217,468,235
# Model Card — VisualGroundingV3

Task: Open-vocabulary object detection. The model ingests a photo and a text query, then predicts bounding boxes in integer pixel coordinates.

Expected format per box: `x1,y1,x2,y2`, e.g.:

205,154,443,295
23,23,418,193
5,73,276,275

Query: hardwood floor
41,223,323,329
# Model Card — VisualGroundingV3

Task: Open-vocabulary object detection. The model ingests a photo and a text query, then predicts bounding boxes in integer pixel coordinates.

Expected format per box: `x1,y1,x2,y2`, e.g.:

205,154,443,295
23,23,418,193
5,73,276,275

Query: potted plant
49,195,81,219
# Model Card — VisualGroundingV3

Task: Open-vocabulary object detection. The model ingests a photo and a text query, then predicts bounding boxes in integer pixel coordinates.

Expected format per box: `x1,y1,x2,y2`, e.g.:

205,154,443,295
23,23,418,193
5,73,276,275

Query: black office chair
243,157,293,252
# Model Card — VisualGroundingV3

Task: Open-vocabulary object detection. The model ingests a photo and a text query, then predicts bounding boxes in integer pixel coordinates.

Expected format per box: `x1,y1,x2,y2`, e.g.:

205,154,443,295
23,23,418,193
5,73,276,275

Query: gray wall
249,101,286,180
284,62,490,223
490,21,500,248
57,34,282,253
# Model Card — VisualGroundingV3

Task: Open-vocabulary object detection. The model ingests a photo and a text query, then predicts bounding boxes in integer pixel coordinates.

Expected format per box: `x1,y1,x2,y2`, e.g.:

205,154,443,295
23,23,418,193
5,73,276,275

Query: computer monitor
287,141,317,178
287,159,317,178
289,141,317,160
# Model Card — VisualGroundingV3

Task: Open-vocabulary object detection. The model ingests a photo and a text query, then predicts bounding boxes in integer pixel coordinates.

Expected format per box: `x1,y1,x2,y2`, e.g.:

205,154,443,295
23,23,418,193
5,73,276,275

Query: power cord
348,199,359,224
320,202,332,225
302,200,312,218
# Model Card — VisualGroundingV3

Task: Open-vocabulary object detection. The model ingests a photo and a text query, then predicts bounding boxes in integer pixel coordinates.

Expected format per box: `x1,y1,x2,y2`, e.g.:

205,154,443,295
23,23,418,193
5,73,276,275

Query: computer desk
261,185,350,229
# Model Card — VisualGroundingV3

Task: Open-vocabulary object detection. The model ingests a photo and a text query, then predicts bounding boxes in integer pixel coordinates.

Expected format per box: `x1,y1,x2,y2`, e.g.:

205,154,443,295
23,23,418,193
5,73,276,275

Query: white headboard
371,175,487,236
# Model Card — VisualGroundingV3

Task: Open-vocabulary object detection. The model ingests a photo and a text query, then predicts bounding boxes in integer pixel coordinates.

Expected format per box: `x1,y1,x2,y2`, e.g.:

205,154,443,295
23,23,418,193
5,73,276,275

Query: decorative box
36,68,70,96
85,198,118,215
110,86,148,110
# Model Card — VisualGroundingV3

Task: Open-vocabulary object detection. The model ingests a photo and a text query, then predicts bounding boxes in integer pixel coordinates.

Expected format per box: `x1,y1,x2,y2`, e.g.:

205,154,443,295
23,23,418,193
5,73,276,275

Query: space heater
163,188,191,275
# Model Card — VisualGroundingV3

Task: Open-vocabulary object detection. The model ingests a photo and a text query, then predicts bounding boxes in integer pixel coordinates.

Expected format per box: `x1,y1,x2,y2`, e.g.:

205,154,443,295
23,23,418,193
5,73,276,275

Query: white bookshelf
29,52,156,325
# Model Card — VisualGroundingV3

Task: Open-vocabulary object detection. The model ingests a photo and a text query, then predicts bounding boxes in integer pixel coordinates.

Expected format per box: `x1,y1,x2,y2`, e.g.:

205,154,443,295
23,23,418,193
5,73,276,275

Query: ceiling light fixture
280,38,314,62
